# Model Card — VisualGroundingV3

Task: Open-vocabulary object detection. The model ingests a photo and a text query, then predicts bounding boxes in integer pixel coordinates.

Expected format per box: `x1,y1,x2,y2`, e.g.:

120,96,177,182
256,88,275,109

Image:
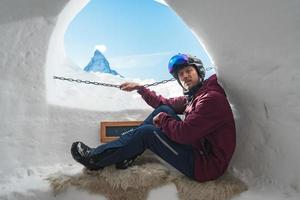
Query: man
71,53,236,182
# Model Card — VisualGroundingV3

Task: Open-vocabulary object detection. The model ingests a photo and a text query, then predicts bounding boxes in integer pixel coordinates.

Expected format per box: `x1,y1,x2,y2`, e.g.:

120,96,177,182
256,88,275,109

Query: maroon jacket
137,74,236,182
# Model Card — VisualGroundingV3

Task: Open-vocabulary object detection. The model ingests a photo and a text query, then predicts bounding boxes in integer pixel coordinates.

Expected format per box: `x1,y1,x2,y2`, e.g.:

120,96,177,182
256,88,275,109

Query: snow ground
0,163,178,200
0,164,299,200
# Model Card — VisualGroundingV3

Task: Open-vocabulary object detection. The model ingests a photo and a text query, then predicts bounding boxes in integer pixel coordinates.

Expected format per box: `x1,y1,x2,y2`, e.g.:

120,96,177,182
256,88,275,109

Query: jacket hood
195,74,226,97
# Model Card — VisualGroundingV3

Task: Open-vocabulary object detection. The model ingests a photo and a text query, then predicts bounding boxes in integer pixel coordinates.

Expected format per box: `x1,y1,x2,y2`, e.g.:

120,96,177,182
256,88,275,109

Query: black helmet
168,53,205,81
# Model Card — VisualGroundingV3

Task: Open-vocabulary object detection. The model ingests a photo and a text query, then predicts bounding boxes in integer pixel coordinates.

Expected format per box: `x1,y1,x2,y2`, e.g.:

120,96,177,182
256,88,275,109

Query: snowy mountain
83,50,122,76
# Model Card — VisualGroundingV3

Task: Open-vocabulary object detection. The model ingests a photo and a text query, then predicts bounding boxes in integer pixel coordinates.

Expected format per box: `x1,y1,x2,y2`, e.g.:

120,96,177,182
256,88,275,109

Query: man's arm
137,86,187,114
156,92,228,144
120,82,187,114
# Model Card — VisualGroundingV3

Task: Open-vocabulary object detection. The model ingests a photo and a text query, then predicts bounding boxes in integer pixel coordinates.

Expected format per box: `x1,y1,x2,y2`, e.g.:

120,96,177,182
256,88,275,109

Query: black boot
71,141,93,167
115,155,138,169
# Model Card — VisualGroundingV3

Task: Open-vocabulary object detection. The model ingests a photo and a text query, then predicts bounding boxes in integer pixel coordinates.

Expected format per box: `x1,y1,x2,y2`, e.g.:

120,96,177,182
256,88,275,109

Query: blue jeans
88,105,195,179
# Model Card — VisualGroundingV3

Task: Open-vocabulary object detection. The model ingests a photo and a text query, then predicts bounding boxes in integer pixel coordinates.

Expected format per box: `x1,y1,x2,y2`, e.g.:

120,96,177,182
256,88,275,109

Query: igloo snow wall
0,0,299,194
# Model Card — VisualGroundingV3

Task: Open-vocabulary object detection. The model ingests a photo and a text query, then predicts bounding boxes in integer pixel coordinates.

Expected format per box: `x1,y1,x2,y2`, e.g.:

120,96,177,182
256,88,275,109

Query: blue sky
64,0,213,81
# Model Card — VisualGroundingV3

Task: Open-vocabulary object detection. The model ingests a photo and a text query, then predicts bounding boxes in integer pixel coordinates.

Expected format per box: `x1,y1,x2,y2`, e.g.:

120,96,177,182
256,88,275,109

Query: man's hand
153,112,165,128
120,82,142,92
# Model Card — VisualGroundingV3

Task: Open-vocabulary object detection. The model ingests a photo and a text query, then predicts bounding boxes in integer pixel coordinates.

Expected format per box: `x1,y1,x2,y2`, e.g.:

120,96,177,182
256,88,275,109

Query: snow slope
0,0,299,199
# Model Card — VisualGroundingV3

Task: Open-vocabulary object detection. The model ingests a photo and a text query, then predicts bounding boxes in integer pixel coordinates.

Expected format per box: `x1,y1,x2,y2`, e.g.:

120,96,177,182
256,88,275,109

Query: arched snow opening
46,0,216,112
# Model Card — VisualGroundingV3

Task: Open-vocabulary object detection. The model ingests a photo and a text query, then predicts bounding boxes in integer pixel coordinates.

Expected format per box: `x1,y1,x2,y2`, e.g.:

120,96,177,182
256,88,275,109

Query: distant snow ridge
84,50,122,77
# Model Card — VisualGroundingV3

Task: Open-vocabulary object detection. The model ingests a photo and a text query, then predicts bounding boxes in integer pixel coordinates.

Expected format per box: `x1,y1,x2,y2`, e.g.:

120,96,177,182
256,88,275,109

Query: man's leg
142,104,181,125
90,124,194,179
86,105,181,164
89,105,180,154
71,105,193,176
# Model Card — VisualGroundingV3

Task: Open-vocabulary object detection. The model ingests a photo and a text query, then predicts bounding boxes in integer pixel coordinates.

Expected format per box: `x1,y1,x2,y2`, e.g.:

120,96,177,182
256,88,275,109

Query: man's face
177,65,201,90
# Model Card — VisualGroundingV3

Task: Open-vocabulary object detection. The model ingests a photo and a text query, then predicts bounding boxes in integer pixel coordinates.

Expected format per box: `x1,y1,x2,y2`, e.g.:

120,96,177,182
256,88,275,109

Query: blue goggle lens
168,54,189,73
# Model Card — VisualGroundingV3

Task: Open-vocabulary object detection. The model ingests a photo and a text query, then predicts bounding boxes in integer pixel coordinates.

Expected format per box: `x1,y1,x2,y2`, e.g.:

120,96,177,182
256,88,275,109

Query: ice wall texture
166,0,300,192
0,0,299,193
0,0,149,180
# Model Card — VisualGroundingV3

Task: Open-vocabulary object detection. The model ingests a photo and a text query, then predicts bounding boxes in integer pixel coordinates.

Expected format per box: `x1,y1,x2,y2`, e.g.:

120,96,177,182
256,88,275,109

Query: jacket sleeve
137,86,187,114
158,92,228,144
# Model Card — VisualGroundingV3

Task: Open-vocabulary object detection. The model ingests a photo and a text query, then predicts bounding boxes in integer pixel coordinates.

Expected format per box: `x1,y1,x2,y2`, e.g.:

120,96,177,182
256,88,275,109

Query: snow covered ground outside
49,59,184,112
0,0,300,199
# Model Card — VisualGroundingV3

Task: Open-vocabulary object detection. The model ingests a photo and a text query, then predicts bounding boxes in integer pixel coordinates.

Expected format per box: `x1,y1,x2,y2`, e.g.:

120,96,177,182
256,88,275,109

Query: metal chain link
53,76,121,88
53,67,214,88
143,78,176,87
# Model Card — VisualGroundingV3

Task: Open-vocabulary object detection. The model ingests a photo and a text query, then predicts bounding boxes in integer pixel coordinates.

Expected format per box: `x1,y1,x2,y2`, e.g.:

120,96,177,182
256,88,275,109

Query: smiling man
71,53,236,182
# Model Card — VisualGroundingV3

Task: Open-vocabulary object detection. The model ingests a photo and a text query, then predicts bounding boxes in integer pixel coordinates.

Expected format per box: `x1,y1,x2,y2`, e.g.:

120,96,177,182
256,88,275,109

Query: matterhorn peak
83,50,121,77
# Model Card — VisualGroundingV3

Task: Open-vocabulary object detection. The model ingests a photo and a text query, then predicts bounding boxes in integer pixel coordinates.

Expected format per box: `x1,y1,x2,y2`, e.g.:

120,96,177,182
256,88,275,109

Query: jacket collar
183,81,203,102
184,74,224,102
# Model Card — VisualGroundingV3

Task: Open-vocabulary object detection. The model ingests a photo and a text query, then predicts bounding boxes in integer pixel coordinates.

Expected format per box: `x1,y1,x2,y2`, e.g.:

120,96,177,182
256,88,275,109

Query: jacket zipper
153,131,178,156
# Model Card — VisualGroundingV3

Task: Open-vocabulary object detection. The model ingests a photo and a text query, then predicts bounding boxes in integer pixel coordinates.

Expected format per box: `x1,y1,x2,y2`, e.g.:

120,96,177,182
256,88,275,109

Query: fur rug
47,153,247,200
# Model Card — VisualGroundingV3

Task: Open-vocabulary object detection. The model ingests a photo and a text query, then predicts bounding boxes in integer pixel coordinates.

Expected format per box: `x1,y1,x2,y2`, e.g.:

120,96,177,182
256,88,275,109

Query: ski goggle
168,54,189,74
